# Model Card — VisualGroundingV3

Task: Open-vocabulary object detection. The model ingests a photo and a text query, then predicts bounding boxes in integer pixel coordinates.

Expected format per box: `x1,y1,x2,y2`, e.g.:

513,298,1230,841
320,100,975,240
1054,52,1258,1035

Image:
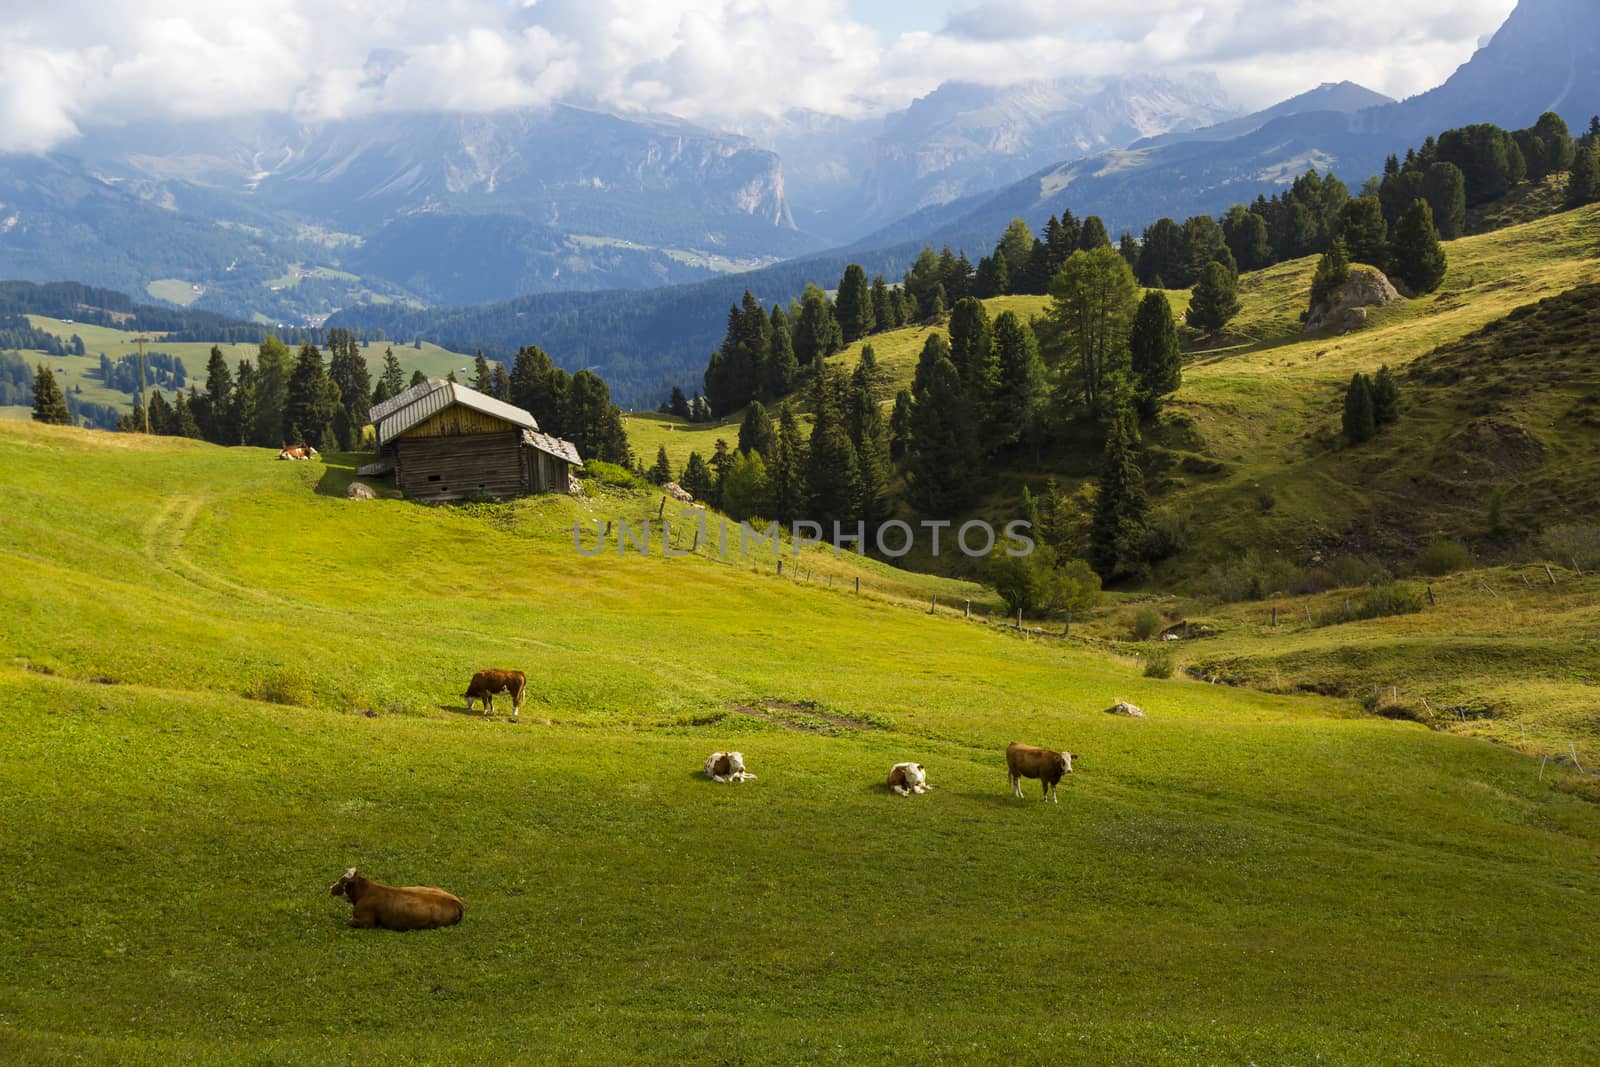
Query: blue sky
850,0,958,36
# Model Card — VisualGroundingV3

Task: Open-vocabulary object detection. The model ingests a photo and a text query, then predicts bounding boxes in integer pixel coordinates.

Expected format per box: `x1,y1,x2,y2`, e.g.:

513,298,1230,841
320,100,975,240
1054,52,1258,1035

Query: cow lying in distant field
887,762,930,796
328,868,464,930
705,751,757,783
1006,742,1073,802
278,444,319,460
464,669,526,716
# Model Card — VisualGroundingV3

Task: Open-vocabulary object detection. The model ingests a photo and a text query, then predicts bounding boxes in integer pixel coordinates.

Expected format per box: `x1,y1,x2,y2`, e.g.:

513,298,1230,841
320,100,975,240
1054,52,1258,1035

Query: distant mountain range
327,0,1600,408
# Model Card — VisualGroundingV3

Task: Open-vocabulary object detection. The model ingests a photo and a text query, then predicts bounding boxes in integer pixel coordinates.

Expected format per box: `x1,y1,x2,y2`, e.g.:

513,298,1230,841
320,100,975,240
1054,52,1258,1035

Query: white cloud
0,0,1519,153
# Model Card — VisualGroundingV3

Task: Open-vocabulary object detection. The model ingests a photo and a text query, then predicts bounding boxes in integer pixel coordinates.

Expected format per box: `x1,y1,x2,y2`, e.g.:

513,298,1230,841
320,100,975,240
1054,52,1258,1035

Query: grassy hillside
2,418,1599,1062
10,316,473,417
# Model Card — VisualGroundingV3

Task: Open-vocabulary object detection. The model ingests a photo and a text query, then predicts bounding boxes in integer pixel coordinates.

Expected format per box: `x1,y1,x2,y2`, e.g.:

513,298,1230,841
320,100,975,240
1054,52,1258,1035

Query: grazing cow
1006,742,1074,803
463,669,526,716
277,444,320,461
887,762,930,796
328,868,464,931
705,751,757,783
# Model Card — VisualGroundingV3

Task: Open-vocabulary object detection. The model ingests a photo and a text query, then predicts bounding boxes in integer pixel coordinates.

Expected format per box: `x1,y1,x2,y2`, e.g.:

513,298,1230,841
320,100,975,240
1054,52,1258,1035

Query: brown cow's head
329,867,359,900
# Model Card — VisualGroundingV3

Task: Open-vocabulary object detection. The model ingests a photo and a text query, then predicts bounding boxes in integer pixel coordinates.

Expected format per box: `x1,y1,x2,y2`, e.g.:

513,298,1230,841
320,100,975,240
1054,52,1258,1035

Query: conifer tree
835,264,875,343
989,311,1046,454
947,297,995,397
680,451,714,502
381,346,406,397
1128,291,1181,419
1309,238,1351,312
326,330,371,450
564,370,630,465
738,401,774,457
410,369,427,387
1390,199,1448,294
202,345,235,444
870,275,896,332
912,332,953,397
232,361,257,446
147,390,174,435
1078,216,1111,251
171,391,203,438
510,345,562,430
793,285,842,366
708,439,734,508
767,402,810,524
1222,205,1271,272
648,445,673,486
807,368,862,529
852,343,887,400
1186,261,1241,336
1089,412,1149,579
1568,142,1600,208
472,352,494,394
906,355,980,514
1342,372,1376,443
286,344,340,450
1335,196,1389,266
889,389,913,461
252,335,292,446
1371,365,1400,427
31,364,70,424
1047,247,1139,411
1421,163,1467,240
721,450,770,522
765,305,798,397
669,386,691,419
492,363,510,401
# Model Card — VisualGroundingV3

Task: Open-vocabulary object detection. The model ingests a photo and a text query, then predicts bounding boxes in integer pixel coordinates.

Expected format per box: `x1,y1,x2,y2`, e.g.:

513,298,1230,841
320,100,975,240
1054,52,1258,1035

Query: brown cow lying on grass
277,444,319,460
705,751,757,783
329,868,464,930
464,669,526,716
887,762,930,796
1006,742,1073,802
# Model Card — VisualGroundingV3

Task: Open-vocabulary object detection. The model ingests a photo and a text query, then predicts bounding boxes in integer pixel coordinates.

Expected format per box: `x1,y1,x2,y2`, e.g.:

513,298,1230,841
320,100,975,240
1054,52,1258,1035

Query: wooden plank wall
396,432,526,499
403,407,515,439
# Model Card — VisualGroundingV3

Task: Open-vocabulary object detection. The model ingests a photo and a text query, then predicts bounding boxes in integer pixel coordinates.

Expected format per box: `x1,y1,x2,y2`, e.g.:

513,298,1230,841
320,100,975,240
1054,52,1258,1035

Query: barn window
428,474,441,482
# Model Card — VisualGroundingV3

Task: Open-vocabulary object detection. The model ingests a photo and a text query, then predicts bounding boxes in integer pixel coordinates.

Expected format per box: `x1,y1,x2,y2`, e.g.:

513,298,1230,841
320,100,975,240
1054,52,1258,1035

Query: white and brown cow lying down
464,669,526,716
329,868,464,930
705,751,757,783
887,761,930,796
277,444,319,460
1006,742,1074,803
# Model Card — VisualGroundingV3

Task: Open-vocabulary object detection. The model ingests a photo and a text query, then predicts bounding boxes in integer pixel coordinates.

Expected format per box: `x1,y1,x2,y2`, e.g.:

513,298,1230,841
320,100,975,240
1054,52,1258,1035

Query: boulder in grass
346,481,377,500
1105,701,1145,718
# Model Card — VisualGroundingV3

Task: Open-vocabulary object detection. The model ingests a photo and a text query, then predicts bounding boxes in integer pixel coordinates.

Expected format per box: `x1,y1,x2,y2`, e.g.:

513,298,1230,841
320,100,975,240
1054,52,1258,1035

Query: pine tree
648,445,673,486
669,386,691,419
767,403,809,524
708,439,734,508
565,370,630,465
326,330,371,450
381,347,406,397
1088,413,1149,580
1078,216,1111,251
738,401,774,457
765,305,798,397
1335,196,1389,267
232,361,257,446
1186,261,1241,336
1048,246,1140,411
31,364,71,424
912,333,953,397
410,369,427,387
870,275,896,332
806,368,862,529
202,345,235,444
680,451,713,502
472,352,494,394
1568,142,1600,208
1371,364,1400,426
989,311,1046,454
947,297,994,397
171,391,203,438
1222,204,1271,272
721,450,770,522
1390,199,1448,294
1128,291,1181,419
793,285,842,366
510,345,563,430
906,355,981,515
1422,163,1468,240
889,389,913,461
492,364,510,401
835,264,875,343
1309,238,1351,312
1342,372,1376,443
286,344,339,450
252,335,292,447
147,390,175,436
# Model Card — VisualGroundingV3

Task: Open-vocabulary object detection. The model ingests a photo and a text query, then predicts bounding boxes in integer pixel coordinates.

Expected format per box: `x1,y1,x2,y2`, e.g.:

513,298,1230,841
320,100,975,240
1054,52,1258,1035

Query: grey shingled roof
522,429,584,468
372,380,540,446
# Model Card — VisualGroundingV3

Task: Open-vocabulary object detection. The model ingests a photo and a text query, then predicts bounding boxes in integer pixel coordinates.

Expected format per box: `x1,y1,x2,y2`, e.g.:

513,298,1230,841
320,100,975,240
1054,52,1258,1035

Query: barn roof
522,429,583,468
371,379,540,446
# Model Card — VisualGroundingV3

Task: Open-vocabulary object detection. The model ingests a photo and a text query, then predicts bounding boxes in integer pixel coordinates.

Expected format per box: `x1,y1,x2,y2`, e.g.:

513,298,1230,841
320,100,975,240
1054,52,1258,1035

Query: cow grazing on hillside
705,751,757,783
887,762,930,796
463,669,526,716
277,444,319,461
328,868,464,931
1006,742,1074,803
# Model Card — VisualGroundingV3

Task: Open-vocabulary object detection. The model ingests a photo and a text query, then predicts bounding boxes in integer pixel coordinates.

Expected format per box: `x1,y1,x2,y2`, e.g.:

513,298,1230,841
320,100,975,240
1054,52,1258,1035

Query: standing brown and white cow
463,669,526,716
1006,742,1073,802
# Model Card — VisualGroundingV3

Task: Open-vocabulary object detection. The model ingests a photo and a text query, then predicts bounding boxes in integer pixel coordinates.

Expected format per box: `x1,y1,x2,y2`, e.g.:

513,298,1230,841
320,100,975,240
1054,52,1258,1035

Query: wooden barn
369,380,582,501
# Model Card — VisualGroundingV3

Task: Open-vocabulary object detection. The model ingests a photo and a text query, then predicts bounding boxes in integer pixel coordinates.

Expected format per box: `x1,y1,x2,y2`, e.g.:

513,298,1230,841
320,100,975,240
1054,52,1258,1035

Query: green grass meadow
2,419,1598,1063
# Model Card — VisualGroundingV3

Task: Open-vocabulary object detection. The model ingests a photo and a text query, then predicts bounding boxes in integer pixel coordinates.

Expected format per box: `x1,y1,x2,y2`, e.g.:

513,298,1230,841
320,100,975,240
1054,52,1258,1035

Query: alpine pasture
2,419,1598,1064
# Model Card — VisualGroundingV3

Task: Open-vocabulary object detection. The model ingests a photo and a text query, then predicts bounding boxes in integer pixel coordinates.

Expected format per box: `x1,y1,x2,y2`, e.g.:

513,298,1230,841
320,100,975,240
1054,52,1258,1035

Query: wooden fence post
1016,608,1023,631
964,600,970,619
1064,611,1071,638
777,560,783,577
1304,604,1313,623
1544,563,1557,585
658,497,666,519
930,594,938,614
854,576,860,594
1271,606,1278,628
1480,581,1497,599
1426,584,1435,606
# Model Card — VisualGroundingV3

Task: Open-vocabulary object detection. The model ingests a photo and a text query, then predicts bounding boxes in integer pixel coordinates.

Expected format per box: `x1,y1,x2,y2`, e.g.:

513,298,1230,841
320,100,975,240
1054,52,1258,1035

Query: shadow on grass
314,451,400,500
